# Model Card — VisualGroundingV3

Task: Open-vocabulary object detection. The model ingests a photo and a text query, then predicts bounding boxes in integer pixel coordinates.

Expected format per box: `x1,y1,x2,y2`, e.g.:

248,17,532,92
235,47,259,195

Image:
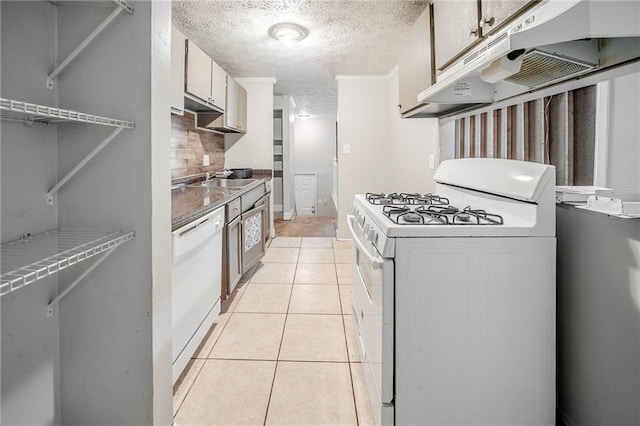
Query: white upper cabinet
237,83,247,132
225,76,239,129
211,61,227,111
171,26,186,115
185,39,213,104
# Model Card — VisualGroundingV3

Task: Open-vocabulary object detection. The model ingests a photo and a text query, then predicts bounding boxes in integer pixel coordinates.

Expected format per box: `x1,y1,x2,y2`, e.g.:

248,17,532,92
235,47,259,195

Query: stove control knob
365,227,377,242
371,231,379,245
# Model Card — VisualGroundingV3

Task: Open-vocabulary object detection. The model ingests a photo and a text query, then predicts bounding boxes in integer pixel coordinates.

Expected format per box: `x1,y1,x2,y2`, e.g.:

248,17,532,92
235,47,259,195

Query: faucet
205,172,211,181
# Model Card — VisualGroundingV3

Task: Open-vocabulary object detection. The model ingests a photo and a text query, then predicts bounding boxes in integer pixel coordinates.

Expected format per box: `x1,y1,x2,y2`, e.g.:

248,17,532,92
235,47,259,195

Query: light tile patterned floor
173,237,376,426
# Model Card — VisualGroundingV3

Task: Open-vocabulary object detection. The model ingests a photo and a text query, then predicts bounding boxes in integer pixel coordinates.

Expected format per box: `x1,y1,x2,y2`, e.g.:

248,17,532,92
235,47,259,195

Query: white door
294,173,316,216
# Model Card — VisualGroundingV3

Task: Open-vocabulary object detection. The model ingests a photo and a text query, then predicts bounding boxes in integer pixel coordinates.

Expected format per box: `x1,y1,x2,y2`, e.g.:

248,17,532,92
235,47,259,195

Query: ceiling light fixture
269,22,309,46
297,113,311,120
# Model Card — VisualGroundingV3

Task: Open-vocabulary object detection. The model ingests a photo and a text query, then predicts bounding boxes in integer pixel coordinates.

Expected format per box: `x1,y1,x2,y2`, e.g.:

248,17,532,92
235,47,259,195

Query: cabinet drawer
226,197,241,222
241,184,266,212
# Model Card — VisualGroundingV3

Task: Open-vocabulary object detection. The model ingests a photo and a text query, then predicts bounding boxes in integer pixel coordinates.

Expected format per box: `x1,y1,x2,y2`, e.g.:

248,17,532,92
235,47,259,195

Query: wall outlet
343,144,351,154
203,154,210,166
429,154,435,170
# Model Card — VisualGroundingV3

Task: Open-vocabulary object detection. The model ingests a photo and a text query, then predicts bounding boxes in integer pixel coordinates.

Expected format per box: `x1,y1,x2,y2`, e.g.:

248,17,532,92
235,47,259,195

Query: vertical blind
452,85,597,185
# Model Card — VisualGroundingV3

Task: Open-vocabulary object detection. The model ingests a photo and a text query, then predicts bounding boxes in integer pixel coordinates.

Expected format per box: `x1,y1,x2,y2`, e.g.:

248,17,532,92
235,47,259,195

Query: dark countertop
171,171,272,231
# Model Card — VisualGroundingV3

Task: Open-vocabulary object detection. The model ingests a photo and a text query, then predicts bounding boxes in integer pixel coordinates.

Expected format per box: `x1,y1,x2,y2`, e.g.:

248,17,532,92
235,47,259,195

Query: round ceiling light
268,22,309,46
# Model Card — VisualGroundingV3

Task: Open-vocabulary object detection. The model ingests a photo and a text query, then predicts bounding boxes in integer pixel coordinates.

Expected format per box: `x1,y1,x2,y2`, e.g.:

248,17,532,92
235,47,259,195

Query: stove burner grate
366,192,450,206
380,200,504,226
452,206,504,225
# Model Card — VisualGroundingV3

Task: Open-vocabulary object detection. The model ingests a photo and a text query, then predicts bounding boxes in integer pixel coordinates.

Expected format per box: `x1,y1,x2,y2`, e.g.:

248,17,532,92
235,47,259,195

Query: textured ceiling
172,0,429,120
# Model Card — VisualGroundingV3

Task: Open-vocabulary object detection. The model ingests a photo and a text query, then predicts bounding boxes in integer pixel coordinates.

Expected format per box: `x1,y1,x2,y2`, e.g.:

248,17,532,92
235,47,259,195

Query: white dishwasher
172,206,224,384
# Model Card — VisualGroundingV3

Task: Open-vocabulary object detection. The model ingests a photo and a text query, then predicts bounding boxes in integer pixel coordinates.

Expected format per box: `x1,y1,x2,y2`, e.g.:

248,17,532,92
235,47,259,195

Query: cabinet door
226,215,242,295
185,40,212,103
211,61,227,111
433,0,481,72
241,204,266,273
398,5,433,115
170,26,186,114
237,83,247,132
259,193,271,243
225,76,239,129
479,0,537,36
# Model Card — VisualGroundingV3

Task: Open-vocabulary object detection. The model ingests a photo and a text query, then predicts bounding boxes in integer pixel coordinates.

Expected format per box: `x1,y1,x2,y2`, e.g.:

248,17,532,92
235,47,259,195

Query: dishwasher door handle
175,216,211,238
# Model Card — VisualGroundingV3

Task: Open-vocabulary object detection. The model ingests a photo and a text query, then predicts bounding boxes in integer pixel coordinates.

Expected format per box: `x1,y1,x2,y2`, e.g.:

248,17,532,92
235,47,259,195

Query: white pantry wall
294,119,337,216
225,78,275,170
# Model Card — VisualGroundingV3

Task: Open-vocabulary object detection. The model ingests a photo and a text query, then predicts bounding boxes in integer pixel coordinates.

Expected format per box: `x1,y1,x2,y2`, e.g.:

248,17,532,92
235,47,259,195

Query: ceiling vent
504,49,597,88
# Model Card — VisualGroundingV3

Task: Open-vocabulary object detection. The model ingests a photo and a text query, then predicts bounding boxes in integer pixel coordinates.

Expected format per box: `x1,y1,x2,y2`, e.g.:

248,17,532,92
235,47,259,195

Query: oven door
347,213,394,424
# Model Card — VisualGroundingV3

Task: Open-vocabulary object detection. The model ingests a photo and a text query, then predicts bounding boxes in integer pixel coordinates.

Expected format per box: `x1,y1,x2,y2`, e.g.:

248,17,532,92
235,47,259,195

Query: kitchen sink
196,178,257,188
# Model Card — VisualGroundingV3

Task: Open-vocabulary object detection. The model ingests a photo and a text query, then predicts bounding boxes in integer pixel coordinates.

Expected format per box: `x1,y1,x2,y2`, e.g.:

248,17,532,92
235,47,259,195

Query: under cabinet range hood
418,0,640,115
196,112,246,134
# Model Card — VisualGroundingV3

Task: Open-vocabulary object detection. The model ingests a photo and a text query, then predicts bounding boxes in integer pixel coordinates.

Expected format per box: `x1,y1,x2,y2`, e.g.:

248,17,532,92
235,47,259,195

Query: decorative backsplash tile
171,111,225,179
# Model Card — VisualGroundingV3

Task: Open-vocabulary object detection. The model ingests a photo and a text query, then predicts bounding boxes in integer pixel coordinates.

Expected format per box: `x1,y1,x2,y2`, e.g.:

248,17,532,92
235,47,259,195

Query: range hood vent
417,0,640,116
504,49,597,87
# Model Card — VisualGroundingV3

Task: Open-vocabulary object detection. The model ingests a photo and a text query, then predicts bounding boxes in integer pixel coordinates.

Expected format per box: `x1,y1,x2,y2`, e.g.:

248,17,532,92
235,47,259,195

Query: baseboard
283,209,295,221
274,204,283,212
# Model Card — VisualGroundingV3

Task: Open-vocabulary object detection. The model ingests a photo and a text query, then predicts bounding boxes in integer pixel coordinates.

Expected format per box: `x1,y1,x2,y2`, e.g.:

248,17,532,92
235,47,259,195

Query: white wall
294,119,337,216
282,96,296,220
335,72,440,239
224,78,275,170
387,69,439,194
607,71,640,190
336,76,391,239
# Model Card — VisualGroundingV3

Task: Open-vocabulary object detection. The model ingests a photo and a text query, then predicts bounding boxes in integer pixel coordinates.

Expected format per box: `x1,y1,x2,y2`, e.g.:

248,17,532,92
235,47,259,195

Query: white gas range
348,158,556,425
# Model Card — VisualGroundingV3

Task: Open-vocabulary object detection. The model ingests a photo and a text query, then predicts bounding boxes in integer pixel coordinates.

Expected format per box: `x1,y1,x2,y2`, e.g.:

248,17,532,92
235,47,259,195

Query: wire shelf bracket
1,230,135,301
46,246,116,317
46,0,134,90
47,127,124,205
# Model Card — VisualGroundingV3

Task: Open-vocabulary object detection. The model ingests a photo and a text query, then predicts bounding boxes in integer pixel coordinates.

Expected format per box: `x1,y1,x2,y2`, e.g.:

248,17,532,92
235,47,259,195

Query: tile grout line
262,249,298,426
335,252,361,425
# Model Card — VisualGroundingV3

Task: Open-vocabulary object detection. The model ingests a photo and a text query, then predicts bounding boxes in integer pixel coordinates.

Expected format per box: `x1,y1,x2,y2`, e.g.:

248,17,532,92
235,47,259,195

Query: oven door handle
347,214,384,270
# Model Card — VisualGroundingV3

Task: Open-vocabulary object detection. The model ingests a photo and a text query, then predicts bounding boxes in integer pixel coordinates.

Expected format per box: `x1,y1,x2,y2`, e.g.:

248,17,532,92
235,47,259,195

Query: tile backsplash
171,111,224,179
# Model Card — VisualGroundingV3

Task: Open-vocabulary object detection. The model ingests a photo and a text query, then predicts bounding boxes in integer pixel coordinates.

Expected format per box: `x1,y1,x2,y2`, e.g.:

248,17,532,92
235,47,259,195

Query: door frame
294,172,317,216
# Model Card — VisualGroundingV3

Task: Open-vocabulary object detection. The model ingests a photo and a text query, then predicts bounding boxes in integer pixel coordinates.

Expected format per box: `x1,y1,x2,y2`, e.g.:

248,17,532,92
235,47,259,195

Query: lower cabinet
222,183,270,300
